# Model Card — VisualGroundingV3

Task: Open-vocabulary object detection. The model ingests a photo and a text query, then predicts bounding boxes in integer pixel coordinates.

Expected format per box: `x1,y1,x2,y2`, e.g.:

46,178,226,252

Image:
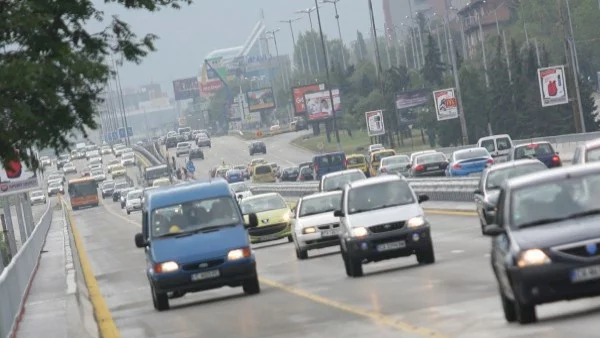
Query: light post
109,57,131,146
320,0,346,70
296,7,322,74
279,18,304,73
314,0,341,148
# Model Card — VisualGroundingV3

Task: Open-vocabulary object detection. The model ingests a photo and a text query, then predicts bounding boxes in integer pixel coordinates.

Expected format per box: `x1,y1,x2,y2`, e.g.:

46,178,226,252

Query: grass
291,129,434,155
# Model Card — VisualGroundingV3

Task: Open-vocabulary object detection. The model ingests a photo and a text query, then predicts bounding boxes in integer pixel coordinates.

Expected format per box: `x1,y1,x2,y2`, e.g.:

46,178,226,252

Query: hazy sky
93,0,384,96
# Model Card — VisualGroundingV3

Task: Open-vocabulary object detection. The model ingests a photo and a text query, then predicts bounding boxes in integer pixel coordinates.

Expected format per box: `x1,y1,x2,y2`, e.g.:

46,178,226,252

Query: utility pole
321,0,347,70
279,18,304,73
296,7,322,74
476,12,491,135
111,58,131,146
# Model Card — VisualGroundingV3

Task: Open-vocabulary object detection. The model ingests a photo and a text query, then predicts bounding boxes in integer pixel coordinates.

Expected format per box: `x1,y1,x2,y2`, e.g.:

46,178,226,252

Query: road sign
111,131,118,141
432,88,459,121
118,127,126,139
186,159,196,174
127,126,133,137
365,110,385,136
537,65,568,107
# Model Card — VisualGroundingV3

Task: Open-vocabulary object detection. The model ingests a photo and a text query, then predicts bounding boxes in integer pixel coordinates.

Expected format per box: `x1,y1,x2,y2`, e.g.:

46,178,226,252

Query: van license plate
376,241,406,252
321,229,339,237
191,270,220,281
571,265,600,283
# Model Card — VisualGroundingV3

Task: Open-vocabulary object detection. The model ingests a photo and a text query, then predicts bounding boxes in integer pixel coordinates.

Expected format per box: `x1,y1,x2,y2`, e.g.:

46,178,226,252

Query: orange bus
68,177,99,210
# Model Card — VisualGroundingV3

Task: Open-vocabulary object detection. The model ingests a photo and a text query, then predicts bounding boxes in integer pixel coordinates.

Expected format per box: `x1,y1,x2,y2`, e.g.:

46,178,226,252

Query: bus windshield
69,180,98,198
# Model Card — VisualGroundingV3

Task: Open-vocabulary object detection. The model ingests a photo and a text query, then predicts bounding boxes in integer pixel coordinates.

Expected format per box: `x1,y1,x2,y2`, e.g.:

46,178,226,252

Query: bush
0,233,10,266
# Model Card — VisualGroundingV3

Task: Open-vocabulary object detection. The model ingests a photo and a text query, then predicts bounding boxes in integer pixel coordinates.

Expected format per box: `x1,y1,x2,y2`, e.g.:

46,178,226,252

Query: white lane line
450,250,465,254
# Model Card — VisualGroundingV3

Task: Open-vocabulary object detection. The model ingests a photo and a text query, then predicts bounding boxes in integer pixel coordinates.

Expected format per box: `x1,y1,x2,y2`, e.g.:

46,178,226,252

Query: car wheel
343,251,363,277
151,285,169,311
287,235,293,243
342,251,352,276
242,276,260,295
296,247,308,260
416,240,435,264
127,210,131,215
515,297,537,324
499,289,517,323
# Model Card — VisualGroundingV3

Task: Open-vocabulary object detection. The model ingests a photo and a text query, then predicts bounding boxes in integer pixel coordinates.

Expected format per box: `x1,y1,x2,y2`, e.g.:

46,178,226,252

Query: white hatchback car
126,189,143,215
335,175,434,277
292,191,343,259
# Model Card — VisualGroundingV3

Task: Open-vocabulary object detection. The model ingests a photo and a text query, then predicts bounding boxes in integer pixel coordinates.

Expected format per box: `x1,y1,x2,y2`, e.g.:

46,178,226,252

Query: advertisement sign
200,79,223,98
433,88,459,121
246,88,275,112
396,88,431,109
0,151,40,196
172,77,200,101
304,89,341,121
292,83,326,115
537,65,569,107
365,110,385,136
205,57,228,80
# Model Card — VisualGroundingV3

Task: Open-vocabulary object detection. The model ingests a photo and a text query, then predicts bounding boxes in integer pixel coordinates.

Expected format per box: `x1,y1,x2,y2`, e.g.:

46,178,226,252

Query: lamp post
279,18,304,73
296,7,322,74
320,0,346,70
109,57,131,146
314,0,341,148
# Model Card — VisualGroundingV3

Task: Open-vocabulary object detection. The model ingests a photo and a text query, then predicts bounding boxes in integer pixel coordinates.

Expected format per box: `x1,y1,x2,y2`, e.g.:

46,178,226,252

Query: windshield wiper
565,209,600,220
518,217,569,229
301,210,332,217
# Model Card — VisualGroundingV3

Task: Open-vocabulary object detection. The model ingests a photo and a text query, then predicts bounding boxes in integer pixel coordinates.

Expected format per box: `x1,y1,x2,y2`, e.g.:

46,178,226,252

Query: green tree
488,39,513,134
421,34,445,86
0,0,191,168
354,31,369,63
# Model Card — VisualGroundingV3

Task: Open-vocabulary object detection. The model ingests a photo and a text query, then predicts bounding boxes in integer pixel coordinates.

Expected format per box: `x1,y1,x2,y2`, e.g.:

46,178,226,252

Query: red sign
292,83,325,115
200,79,223,97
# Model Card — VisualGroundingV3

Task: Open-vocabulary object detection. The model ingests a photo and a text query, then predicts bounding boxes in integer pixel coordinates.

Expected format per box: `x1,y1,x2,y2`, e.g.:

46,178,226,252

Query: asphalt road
63,137,600,338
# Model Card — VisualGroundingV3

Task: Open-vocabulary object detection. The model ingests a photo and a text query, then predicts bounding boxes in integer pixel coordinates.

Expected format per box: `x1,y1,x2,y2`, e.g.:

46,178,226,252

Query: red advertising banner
292,83,325,115
200,79,223,97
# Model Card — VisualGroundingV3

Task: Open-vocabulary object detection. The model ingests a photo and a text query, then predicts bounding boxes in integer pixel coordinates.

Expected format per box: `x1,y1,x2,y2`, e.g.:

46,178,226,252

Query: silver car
126,189,143,214
572,138,600,165
176,142,192,157
318,169,366,192
378,155,410,176
30,190,47,205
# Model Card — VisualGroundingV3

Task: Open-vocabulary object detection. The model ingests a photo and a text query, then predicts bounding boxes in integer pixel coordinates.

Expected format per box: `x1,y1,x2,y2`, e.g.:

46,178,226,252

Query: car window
373,151,394,163
454,148,490,161
347,156,365,165
514,143,554,159
127,191,142,199
323,172,365,191
299,193,342,217
347,180,415,214
255,165,271,175
496,137,511,150
316,156,329,167
240,195,287,214
382,156,409,165
585,147,600,163
485,163,547,189
480,139,495,153
329,154,344,166
416,153,446,164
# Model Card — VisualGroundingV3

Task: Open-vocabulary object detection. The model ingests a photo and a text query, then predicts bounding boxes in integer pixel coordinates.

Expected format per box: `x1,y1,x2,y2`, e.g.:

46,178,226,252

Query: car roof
301,190,342,201
479,134,511,141
348,173,403,189
322,169,363,178
240,192,282,202
146,180,232,209
454,147,489,155
485,159,544,172
506,162,600,190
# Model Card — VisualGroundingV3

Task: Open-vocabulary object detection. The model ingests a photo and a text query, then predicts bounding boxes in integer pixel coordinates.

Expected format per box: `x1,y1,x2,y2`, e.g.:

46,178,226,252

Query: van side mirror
246,213,258,228
482,224,505,237
334,210,344,217
417,194,429,203
134,233,147,248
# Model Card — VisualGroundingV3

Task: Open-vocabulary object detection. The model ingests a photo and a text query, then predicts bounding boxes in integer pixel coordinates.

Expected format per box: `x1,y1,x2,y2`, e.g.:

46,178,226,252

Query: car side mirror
245,213,258,228
482,224,505,237
473,189,482,195
134,233,147,248
417,194,429,203
334,210,344,217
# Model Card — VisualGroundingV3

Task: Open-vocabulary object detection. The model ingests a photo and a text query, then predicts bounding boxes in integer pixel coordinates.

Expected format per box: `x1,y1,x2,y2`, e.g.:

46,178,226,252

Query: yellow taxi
248,158,266,176
240,193,293,244
111,165,127,178
252,163,276,183
346,154,369,176
369,149,396,177
152,177,171,187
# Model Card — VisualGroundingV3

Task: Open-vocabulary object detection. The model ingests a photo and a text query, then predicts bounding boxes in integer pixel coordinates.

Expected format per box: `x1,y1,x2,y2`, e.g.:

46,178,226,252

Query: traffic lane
252,213,600,337
75,197,425,338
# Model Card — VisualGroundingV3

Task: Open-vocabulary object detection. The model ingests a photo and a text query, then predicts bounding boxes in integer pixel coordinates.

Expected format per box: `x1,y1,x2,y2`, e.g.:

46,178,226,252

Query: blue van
134,180,259,311
312,152,347,180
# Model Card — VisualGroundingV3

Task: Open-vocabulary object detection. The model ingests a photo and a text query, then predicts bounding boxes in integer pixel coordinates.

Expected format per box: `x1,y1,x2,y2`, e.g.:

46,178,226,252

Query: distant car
189,148,204,160
318,169,366,192
176,142,192,157
56,154,70,170
298,165,314,181
249,141,267,156
47,182,64,196
165,136,178,149
572,138,600,165
239,192,293,244
446,147,494,177
39,156,51,167
125,189,143,214
91,169,106,182
100,180,116,198
29,190,47,205
225,169,244,183
62,162,77,174
112,181,131,202
233,165,249,180
280,167,299,182
121,152,136,166
378,155,410,176
507,142,562,168
196,134,211,148
409,152,448,177
229,182,252,201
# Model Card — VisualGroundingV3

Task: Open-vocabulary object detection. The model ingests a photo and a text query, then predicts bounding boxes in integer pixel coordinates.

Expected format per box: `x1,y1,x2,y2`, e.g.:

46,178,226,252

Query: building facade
457,0,515,57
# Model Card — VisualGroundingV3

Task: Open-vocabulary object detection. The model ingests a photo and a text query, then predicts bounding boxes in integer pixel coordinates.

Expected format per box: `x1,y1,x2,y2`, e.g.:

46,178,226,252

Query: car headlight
154,261,179,273
517,249,551,268
351,227,368,237
407,216,426,228
303,227,316,234
227,248,251,260
282,212,290,222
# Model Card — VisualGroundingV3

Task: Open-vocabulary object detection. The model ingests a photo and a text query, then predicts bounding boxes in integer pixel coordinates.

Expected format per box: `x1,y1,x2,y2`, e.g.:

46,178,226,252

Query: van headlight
407,216,426,228
517,249,551,268
154,261,179,273
227,248,251,260
351,227,368,237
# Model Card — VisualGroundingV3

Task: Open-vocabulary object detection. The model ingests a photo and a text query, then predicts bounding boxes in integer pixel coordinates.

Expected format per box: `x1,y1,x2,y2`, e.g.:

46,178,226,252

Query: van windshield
151,197,242,238
255,166,271,175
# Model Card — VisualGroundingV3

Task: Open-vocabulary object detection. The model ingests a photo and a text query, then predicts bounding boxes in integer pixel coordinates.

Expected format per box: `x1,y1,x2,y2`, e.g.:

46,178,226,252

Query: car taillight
552,155,561,163
487,158,494,165
414,165,425,171
380,167,387,173
453,163,461,169
314,164,319,172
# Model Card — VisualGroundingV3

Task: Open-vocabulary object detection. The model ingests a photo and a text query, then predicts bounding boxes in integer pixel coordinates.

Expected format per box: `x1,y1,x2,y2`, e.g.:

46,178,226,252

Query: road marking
450,250,464,254
101,200,140,227
259,277,451,338
62,197,121,338
424,209,477,217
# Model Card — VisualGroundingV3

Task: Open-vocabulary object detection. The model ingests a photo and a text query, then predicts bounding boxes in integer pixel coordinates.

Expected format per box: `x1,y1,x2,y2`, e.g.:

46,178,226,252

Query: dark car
473,159,547,234
484,163,600,324
280,167,299,181
56,154,70,170
196,134,212,148
165,136,178,149
312,152,347,180
112,181,131,202
297,165,314,181
249,141,266,156
100,180,116,199
508,142,562,168
409,152,448,177
189,148,204,160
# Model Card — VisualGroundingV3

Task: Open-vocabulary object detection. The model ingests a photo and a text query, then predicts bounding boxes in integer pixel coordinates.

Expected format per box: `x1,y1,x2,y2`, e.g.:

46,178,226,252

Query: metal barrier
248,177,479,202
0,201,52,338
132,145,161,166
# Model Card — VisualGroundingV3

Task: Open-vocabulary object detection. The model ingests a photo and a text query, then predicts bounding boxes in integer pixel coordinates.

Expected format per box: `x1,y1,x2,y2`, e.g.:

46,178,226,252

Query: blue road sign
111,131,118,140
127,126,133,137
186,160,196,174
118,128,126,139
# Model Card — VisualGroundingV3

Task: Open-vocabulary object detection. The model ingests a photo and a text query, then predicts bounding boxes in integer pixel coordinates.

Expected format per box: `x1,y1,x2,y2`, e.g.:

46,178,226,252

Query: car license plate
191,269,220,281
258,234,281,241
376,241,406,252
571,265,600,283
426,166,438,171
321,229,339,237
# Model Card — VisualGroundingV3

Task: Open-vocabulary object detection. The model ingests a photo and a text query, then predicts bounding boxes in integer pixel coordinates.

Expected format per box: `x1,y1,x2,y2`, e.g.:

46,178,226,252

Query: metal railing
0,201,52,338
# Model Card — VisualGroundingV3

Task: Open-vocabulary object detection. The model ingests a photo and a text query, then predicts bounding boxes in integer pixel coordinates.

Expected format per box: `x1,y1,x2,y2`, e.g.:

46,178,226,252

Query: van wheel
416,240,435,264
243,276,260,295
296,247,308,260
343,252,363,277
151,286,169,311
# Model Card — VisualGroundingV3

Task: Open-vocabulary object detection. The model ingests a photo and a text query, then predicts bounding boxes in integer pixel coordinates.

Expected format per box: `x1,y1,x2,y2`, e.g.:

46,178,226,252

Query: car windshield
455,148,489,161
240,195,287,214
382,155,410,165
227,170,242,176
59,154,69,160
514,143,554,159
64,163,74,167
347,156,365,165
109,160,120,166
92,170,103,175
48,174,61,180
112,165,124,171
284,167,299,173
416,153,446,164
122,152,134,159
49,182,62,188
230,183,249,193
485,163,547,189
299,193,342,217
511,173,600,228
115,182,129,190
127,191,142,199
323,172,365,191
151,197,242,238
300,166,312,174
31,191,44,197
348,180,415,214
586,147,600,163
373,151,395,163
251,159,265,165
255,166,271,175
102,181,115,189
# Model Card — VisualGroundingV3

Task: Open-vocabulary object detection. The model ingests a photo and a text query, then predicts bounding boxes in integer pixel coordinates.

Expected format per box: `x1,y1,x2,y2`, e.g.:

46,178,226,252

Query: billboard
537,65,569,107
0,151,40,196
246,88,275,112
304,89,341,121
365,110,385,136
172,77,200,101
396,88,431,109
292,83,326,115
433,88,459,121
200,79,223,98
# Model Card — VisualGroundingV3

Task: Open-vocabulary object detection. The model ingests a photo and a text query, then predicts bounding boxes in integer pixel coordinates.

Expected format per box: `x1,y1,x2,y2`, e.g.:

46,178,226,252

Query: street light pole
321,0,346,70
279,18,304,73
314,0,341,149
296,7,322,74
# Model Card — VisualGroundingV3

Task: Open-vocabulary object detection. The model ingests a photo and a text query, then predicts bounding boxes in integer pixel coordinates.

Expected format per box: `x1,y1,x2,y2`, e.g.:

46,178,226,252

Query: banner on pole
365,110,385,136
432,88,459,121
537,65,569,107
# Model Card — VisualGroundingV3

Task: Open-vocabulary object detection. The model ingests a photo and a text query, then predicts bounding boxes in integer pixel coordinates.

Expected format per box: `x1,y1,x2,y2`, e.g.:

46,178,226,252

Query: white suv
334,175,434,277
176,142,192,157
125,189,143,215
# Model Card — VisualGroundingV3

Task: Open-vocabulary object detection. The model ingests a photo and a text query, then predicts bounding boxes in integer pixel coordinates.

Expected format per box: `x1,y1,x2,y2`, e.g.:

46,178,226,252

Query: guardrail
0,201,52,338
132,145,161,166
248,177,479,202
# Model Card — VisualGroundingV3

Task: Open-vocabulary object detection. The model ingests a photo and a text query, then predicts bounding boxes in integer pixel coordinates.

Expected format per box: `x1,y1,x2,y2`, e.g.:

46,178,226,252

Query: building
457,0,516,57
